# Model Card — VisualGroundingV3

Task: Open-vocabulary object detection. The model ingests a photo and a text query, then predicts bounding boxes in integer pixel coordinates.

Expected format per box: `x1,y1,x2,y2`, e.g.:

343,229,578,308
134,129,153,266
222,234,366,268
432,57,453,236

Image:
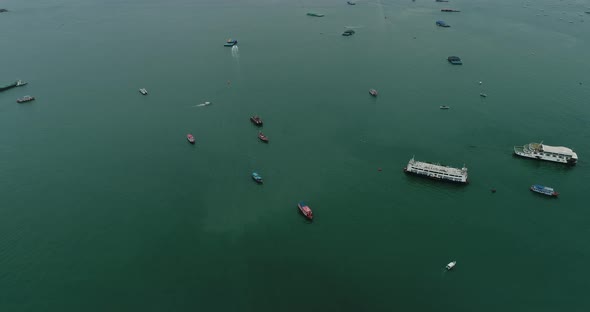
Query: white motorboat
139,88,148,95
446,261,456,270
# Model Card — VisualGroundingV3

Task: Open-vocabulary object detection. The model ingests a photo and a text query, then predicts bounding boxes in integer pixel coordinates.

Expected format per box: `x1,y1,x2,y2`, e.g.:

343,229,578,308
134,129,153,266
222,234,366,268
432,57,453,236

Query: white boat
139,88,148,95
446,261,456,270
514,142,578,165
403,157,468,183
16,80,28,87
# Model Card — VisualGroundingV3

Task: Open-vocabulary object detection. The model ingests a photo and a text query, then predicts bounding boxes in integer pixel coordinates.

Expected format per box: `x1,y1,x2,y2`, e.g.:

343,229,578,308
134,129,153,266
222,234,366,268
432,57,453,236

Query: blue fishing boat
252,172,263,184
530,184,558,197
436,20,450,27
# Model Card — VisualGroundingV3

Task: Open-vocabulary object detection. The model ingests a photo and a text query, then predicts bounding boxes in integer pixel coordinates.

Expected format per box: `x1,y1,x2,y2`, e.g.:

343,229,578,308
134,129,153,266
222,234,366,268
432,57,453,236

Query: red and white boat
298,201,313,220
369,89,378,97
187,134,195,144
258,132,269,143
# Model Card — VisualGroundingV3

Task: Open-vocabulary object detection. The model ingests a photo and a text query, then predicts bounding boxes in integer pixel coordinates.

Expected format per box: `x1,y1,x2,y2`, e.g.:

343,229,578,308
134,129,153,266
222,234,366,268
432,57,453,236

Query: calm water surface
1,0,589,311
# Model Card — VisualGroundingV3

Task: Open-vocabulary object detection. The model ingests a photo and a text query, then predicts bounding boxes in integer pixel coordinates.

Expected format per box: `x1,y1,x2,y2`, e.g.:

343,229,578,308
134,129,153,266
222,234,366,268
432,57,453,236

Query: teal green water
2,0,590,310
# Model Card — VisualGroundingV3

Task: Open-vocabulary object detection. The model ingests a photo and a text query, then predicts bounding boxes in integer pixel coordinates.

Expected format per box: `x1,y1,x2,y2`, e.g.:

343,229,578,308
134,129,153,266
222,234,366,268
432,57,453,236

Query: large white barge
403,157,468,184
514,142,577,165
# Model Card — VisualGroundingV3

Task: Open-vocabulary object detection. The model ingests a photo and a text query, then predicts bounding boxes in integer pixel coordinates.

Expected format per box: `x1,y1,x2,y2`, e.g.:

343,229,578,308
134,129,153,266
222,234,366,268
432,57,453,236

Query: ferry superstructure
514,142,577,165
403,157,468,183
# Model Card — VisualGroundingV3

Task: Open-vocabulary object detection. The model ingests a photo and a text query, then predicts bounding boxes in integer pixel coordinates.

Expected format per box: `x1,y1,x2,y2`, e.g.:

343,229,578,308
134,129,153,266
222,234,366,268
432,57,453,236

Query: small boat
439,105,450,109
16,95,35,103
0,80,22,92
446,261,456,270
480,93,487,98
441,9,460,12
16,80,27,87
224,39,238,47
342,29,355,36
139,88,148,95
347,1,356,5
436,20,450,27
530,184,558,197
0,9,8,13
435,0,449,2
252,172,263,184
187,134,195,144
307,12,324,17
369,89,378,96
258,131,269,143
250,115,263,126
298,201,313,220
447,56,463,65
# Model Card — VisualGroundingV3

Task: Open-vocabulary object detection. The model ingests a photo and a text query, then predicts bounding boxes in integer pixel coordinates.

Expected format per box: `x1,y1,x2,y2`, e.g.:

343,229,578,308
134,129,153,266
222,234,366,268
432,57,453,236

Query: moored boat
252,172,263,184
447,56,462,65
258,131,269,143
16,95,35,103
139,88,148,95
250,115,263,126
403,156,468,183
514,142,577,165
530,184,558,197
187,134,195,144
446,261,456,270
369,89,378,96
298,201,313,220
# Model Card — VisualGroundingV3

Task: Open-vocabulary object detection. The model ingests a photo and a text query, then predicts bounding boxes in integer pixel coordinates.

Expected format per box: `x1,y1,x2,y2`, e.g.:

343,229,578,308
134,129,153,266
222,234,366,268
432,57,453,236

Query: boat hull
403,167,468,184
514,145,577,165
0,82,18,92
297,203,313,220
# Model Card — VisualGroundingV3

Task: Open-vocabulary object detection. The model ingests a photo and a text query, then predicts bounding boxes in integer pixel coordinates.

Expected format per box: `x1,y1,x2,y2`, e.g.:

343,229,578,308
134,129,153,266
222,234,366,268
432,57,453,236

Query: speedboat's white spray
231,45,239,58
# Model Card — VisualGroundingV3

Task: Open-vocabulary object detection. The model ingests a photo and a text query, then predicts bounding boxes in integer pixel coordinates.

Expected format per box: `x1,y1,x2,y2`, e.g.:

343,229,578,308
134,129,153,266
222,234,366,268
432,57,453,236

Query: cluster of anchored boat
405,141,577,198
0,80,34,103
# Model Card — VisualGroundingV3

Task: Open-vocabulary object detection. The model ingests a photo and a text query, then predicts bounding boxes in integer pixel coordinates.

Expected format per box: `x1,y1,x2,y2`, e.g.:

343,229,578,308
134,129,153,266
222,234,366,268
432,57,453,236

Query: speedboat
480,93,487,98
530,184,558,197
16,95,35,103
16,80,28,87
298,201,313,220
250,115,263,126
252,172,263,184
342,29,355,36
187,134,195,144
439,105,450,109
369,89,378,96
224,39,238,47
139,88,148,95
258,131,269,143
446,261,456,270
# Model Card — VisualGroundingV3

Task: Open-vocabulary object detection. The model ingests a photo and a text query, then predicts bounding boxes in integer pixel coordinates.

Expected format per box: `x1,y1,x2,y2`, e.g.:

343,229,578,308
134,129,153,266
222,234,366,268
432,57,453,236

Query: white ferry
514,142,577,165
403,157,468,184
